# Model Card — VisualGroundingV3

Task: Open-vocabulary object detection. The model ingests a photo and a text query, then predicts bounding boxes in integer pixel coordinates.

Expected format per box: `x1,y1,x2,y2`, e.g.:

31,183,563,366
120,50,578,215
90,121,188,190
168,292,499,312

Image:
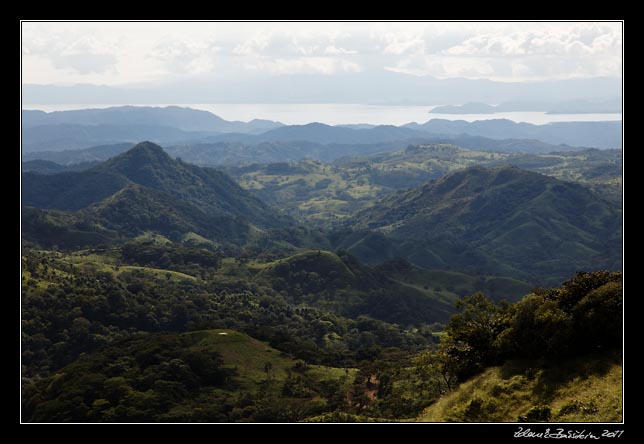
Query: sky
22,21,622,86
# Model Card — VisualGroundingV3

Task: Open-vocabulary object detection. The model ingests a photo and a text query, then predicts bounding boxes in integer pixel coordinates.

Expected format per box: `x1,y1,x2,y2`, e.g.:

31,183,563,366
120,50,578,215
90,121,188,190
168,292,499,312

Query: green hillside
21,137,622,423
87,184,252,244
258,250,363,290
415,355,622,422
227,145,505,225
22,142,290,248
22,329,356,422
254,250,464,325
347,166,621,284
405,270,623,423
96,142,286,228
21,206,121,249
226,145,622,225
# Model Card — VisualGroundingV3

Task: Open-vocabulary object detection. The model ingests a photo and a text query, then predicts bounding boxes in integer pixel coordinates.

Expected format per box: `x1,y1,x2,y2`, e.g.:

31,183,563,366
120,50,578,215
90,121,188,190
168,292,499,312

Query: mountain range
22,106,622,155
23,106,283,133
21,139,623,423
22,142,288,248
21,136,579,169
23,142,622,286
22,74,620,105
342,165,621,284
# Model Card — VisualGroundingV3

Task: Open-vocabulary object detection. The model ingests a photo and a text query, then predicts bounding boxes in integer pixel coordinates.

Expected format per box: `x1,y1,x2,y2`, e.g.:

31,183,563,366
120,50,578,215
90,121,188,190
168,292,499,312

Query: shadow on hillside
498,350,620,403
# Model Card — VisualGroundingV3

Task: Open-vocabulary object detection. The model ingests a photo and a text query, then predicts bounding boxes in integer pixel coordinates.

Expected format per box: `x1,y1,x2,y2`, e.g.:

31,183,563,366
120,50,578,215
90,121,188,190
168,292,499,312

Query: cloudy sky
22,21,622,86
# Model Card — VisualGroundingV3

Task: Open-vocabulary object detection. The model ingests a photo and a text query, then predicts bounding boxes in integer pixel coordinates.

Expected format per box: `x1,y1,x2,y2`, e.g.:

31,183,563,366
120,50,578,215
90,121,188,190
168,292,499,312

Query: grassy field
185,329,354,394
415,353,622,422
228,146,622,225
385,266,533,304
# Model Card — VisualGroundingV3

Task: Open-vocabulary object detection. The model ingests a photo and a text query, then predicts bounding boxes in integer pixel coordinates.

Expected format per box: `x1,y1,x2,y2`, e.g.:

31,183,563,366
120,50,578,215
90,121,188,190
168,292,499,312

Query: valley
21,108,623,424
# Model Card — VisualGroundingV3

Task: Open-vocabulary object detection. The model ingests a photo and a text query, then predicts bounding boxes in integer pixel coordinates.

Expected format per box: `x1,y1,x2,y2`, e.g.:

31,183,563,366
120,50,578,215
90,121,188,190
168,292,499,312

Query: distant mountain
22,143,134,164
21,123,210,152
412,135,578,154
22,142,289,246
21,107,284,152
200,119,619,150
345,166,621,283
22,159,76,174
335,124,377,130
221,122,425,145
405,119,622,149
22,105,621,158
22,106,284,133
23,134,574,169
261,123,422,144
22,75,620,105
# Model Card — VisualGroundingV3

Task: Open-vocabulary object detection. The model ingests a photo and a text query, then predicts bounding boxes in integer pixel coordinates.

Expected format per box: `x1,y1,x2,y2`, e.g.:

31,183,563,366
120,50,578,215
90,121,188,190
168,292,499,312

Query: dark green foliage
443,293,510,379
22,142,291,248
497,271,622,359
95,142,287,229
21,250,429,382
21,206,120,249
347,166,621,284
23,170,129,211
22,159,101,174
88,185,253,244
441,271,622,381
23,143,134,165
258,250,457,326
121,240,221,272
23,333,235,422
20,138,622,423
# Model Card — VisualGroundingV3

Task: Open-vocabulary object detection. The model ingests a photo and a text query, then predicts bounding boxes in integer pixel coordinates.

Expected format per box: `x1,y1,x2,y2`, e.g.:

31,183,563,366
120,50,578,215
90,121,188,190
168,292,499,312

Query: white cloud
245,57,361,75
149,38,219,75
386,54,495,79
323,45,356,55
232,33,271,55
380,32,425,55
21,21,622,85
22,31,120,75
444,25,621,58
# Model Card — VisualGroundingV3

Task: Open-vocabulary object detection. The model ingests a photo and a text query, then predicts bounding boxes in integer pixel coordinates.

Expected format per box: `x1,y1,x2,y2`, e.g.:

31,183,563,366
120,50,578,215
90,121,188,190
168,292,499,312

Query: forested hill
345,165,621,283
23,141,288,229
22,142,292,248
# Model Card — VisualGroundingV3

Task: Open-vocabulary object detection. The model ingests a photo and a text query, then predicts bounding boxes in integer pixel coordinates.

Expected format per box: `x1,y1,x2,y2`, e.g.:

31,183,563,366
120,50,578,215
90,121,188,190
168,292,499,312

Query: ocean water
23,103,623,127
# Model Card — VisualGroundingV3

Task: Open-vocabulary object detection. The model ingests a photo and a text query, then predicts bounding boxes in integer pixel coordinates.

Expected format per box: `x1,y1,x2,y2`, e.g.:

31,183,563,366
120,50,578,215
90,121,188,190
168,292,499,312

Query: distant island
430,99,622,115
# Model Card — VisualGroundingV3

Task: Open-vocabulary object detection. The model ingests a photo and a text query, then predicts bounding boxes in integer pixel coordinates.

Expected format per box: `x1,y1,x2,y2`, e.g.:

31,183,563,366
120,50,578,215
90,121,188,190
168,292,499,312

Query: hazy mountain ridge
22,75,620,105
405,119,621,149
22,106,622,155
22,106,284,133
25,136,571,168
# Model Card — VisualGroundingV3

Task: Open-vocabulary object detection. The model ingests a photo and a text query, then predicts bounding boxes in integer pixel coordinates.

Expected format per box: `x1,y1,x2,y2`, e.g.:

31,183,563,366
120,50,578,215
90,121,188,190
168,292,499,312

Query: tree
413,348,458,396
443,292,509,379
